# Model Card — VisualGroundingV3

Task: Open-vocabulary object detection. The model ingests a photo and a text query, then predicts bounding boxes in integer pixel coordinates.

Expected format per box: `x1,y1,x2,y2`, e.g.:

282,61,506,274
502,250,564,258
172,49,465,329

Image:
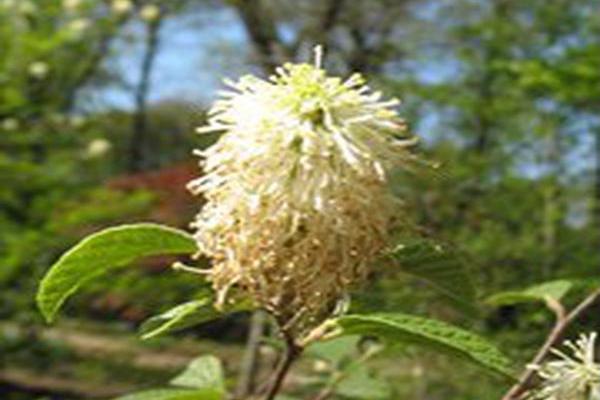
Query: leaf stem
501,288,600,400
263,334,302,400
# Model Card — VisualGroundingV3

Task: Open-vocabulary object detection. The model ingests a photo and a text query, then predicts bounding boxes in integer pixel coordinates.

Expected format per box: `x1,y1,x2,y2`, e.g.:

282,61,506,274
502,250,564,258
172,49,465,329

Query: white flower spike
140,4,160,22
86,139,112,158
67,18,90,36
28,61,49,79
1,118,19,131
62,0,81,11
530,332,600,400
111,0,132,15
189,47,418,339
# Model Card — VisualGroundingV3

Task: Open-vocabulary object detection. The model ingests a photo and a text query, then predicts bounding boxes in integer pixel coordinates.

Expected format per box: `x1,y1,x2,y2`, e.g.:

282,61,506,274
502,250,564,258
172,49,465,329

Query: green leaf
387,239,478,314
335,313,514,378
140,296,251,340
486,280,574,307
141,298,213,340
37,223,196,323
114,388,222,400
307,336,360,367
170,355,225,392
335,364,391,399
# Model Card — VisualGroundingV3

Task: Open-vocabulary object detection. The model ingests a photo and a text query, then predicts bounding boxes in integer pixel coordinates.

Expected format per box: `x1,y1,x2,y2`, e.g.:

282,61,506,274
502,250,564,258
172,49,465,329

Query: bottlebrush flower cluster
189,48,418,339
530,332,600,400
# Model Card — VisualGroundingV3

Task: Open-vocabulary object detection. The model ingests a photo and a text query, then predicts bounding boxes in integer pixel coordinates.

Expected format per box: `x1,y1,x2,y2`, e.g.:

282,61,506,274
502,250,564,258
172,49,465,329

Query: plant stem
501,288,600,400
263,335,301,400
236,310,266,398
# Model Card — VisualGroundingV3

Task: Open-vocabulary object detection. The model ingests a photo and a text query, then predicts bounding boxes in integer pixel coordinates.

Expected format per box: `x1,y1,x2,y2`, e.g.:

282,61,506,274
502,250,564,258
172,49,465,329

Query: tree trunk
594,128,600,257
129,17,163,172
232,0,287,73
542,127,562,278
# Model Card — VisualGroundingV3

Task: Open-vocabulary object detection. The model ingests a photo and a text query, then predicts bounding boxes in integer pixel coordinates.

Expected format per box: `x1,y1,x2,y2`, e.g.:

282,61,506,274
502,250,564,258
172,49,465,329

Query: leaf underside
336,313,514,379
140,294,252,340
387,238,478,315
170,355,225,392
486,280,574,307
113,388,222,400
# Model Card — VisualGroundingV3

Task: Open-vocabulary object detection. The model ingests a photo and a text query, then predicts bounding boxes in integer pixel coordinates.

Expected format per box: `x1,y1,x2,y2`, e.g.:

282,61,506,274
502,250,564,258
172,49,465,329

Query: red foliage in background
108,162,201,228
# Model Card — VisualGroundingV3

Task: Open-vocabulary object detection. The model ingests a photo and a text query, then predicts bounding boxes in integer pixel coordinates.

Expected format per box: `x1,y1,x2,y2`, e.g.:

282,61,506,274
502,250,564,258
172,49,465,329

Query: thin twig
232,0,287,73
501,288,600,400
311,379,336,400
263,334,302,400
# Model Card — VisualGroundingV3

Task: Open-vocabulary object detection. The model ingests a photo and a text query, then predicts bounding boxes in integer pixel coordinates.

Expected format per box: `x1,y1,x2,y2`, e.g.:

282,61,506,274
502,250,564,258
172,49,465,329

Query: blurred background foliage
1,0,599,399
